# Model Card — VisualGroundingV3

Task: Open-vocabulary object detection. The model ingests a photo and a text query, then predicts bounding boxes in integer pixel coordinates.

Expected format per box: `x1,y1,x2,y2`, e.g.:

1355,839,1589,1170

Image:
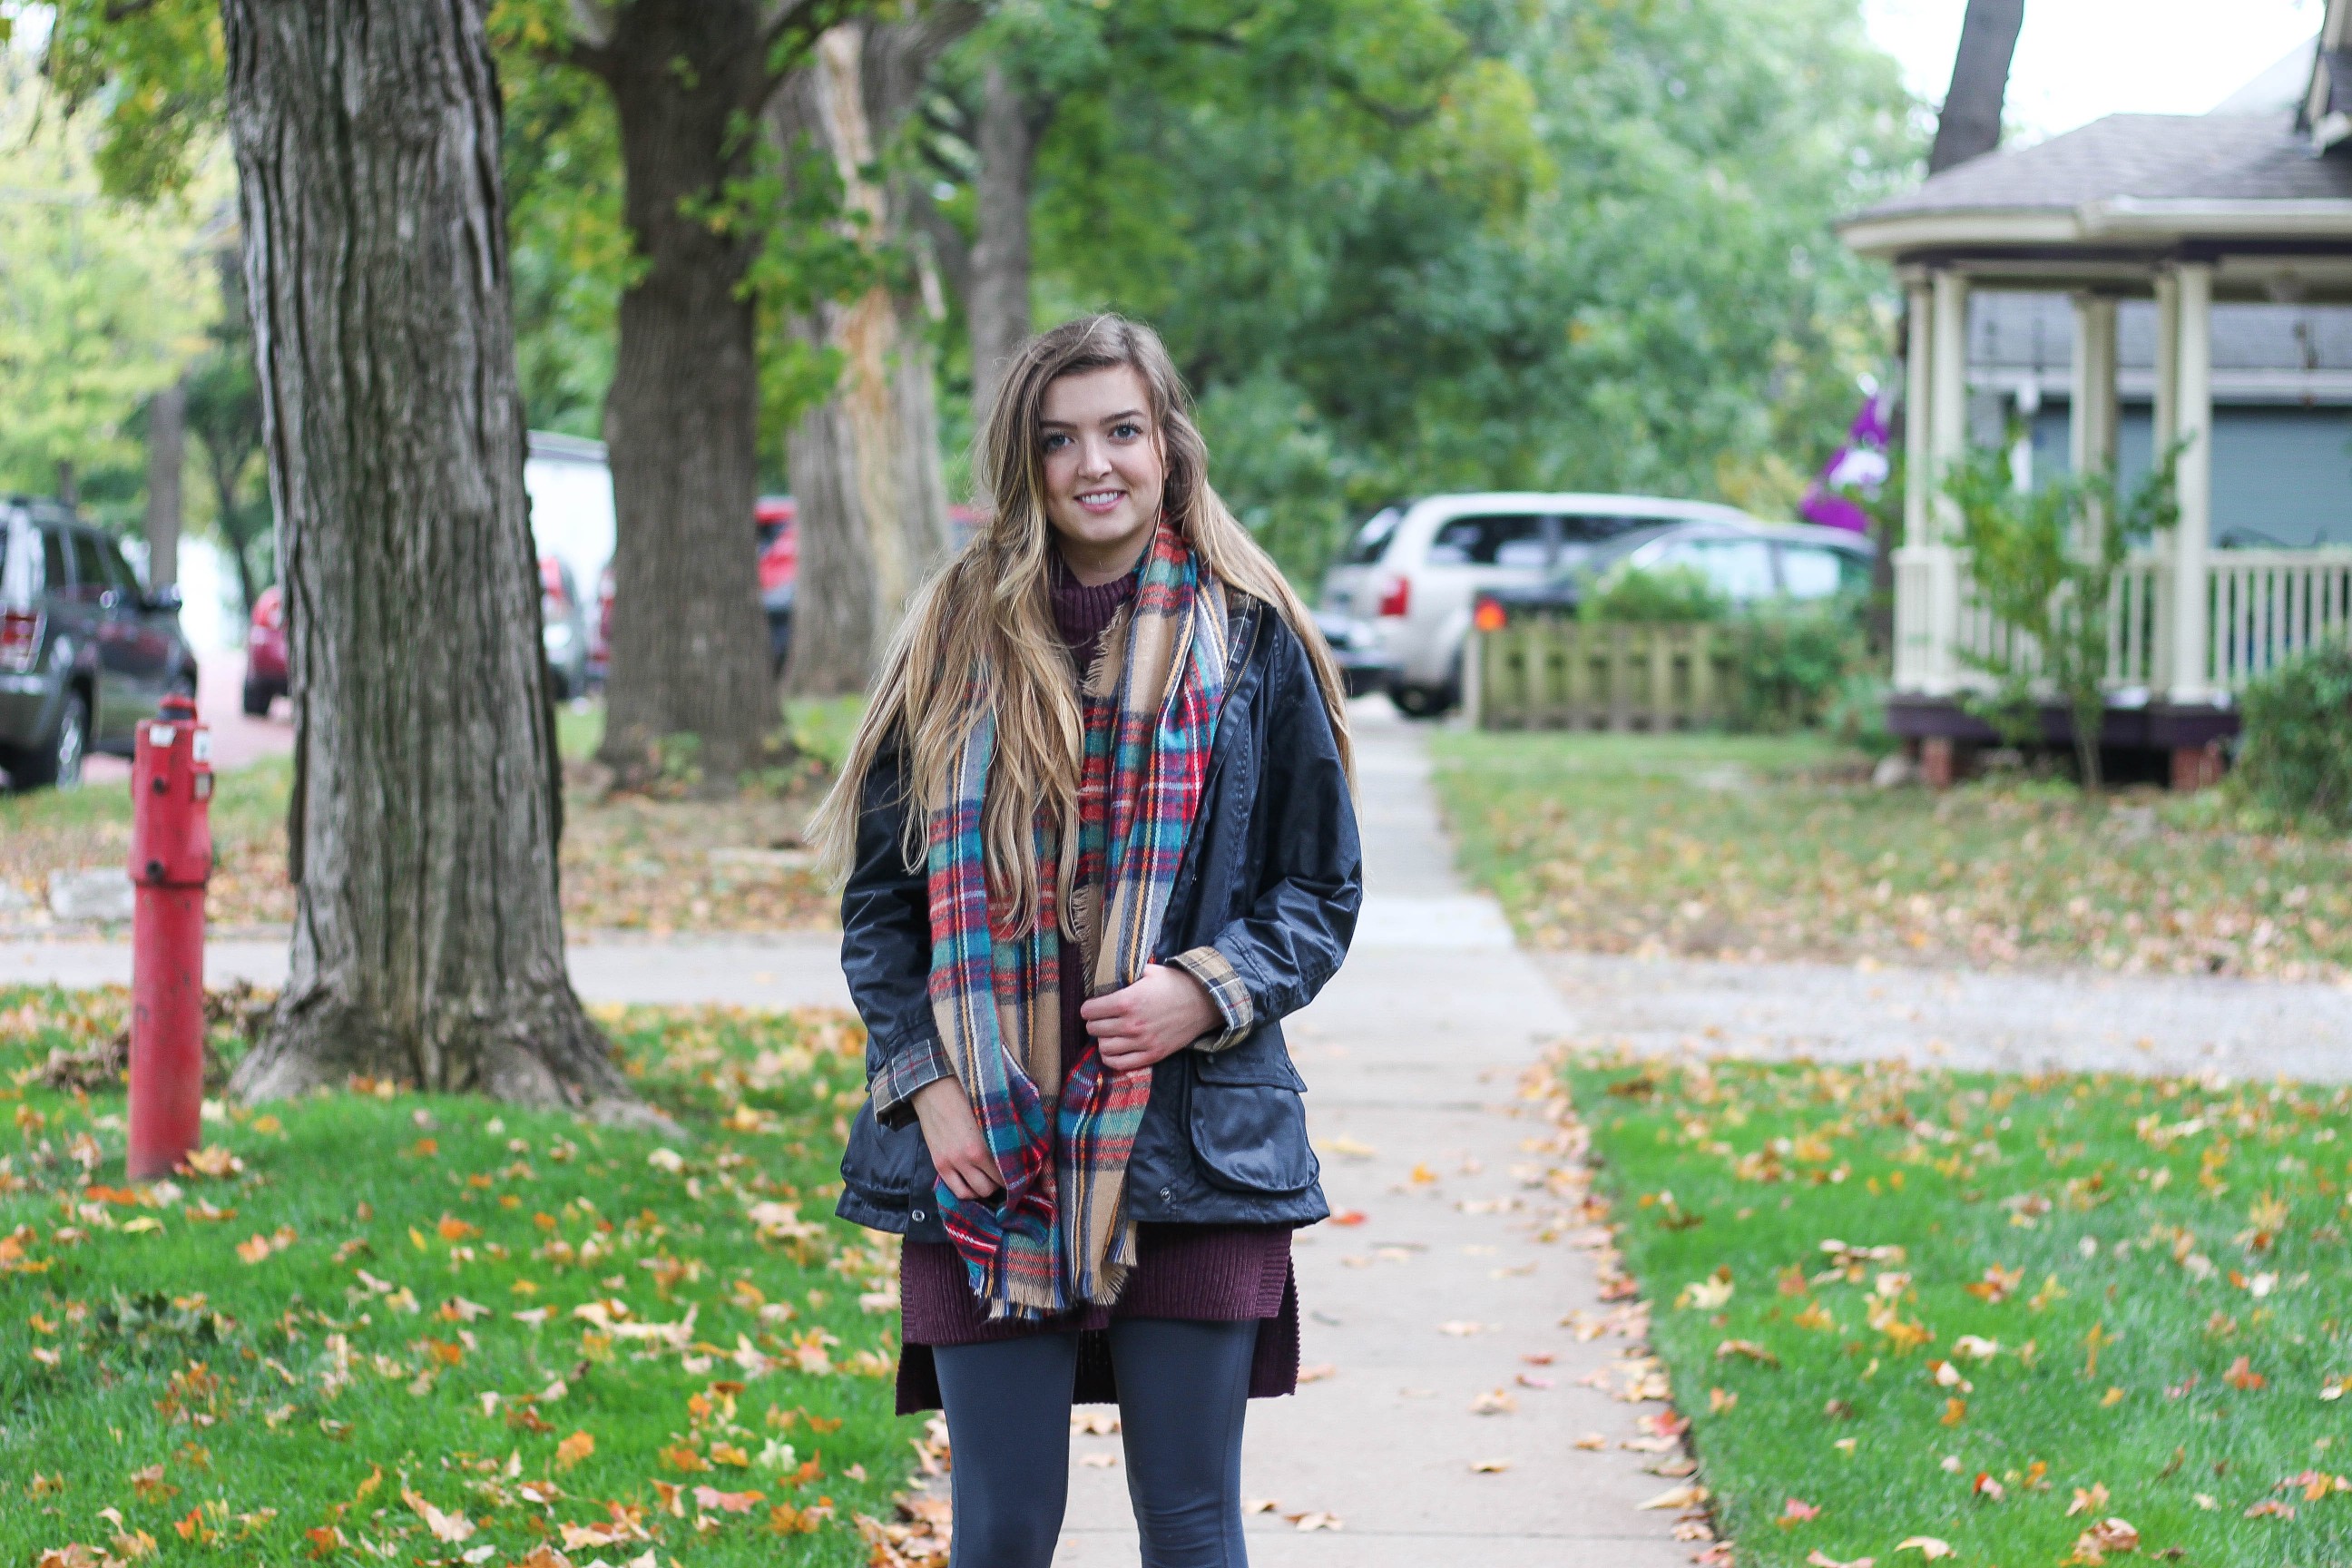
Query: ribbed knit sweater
892,545,1298,1414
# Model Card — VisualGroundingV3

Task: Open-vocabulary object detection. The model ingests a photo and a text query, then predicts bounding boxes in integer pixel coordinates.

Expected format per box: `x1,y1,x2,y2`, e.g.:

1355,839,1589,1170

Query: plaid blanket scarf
926,519,1231,1320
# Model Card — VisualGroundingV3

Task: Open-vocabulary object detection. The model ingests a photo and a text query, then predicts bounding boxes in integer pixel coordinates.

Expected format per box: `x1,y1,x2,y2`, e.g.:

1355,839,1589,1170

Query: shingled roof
1851,114,2352,223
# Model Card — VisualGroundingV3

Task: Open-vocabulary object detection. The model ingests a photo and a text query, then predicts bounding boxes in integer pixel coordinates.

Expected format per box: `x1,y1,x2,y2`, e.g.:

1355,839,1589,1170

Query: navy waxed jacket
834,594,1360,1241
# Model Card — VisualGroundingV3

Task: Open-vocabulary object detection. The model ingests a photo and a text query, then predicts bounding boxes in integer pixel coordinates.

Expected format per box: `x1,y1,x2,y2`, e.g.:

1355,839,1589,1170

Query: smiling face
1038,365,1166,584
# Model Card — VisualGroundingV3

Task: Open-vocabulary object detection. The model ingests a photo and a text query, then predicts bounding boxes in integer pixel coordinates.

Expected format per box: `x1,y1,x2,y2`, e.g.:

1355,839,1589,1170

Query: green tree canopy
0,48,217,528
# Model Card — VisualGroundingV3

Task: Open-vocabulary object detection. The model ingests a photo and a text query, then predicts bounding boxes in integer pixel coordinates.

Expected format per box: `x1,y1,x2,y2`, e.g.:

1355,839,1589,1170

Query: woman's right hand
911,1077,1003,1202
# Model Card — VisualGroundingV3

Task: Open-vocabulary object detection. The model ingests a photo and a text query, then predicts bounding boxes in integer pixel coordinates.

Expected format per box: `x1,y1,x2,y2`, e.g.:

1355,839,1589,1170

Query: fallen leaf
1715,1339,1779,1367
1470,1457,1512,1473
2245,1499,2295,1520
1808,1553,1876,1568
554,1430,593,1471
1080,1454,1118,1469
691,1485,765,1514
1896,1538,1954,1560
1471,1388,1518,1416
1779,1497,1821,1525
1285,1511,1343,1532
1638,1484,1707,1511
2224,1356,2267,1392
2068,1484,2112,1517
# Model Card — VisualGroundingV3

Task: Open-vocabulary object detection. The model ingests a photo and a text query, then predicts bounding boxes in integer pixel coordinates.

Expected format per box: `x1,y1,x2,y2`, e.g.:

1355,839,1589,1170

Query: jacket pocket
1187,1042,1318,1195
840,1098,951,1241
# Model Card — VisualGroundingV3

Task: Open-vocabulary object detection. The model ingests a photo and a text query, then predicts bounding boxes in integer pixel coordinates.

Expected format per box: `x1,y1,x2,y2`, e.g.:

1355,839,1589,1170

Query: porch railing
1895,545,2352,697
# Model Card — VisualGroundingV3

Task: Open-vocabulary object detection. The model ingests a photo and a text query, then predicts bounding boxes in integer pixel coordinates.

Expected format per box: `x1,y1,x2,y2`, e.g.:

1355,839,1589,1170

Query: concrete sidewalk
1051,705,1688,1566
0,931,855,1012
1539,946,2352,1084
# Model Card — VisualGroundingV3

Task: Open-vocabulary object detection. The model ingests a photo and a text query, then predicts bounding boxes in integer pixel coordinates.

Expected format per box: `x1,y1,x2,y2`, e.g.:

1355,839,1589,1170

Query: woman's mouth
1076,489,1125,514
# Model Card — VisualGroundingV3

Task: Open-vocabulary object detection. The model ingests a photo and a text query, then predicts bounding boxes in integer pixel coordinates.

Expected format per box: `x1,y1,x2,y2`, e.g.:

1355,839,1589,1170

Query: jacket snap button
1158,1187,1172,1200
911,1208,926,1222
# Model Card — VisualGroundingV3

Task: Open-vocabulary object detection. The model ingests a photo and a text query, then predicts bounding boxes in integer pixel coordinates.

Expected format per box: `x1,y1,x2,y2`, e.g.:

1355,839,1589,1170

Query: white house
1838,12,2352,788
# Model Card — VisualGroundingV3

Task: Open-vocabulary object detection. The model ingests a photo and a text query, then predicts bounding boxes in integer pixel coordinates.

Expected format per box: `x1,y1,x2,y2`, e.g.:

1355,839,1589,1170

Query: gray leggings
931,1317,1259,1568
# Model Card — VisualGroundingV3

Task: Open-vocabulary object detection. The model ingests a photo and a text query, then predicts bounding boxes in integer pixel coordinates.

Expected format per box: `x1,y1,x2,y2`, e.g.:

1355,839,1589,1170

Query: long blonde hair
809,313,1352,928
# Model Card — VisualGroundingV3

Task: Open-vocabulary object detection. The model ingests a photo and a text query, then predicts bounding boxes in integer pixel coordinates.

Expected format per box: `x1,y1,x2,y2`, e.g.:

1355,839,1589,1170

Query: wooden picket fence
1468,619,1741,731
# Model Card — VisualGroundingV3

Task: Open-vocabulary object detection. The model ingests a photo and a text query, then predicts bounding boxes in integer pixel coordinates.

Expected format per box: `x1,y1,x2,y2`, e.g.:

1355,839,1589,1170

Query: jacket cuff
1167,946,1256,1054
870,1028,956,1129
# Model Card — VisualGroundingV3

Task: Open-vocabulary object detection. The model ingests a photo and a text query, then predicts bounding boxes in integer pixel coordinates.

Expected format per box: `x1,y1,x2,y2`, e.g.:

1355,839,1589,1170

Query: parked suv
1319,492,1757,715
0,499,199,789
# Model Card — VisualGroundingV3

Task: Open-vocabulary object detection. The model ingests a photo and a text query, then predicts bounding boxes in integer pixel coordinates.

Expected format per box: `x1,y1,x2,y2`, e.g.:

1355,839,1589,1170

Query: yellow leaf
1896,1537,1954,1560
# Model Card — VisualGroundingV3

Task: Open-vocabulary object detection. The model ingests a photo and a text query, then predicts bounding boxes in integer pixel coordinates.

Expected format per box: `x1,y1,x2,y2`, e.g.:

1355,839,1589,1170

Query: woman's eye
1112,423,1142,440
1042,433,1070,452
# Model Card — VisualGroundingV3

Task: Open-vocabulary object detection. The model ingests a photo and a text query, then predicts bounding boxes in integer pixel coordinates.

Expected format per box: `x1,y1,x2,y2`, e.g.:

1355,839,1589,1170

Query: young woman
815,314,1361,1567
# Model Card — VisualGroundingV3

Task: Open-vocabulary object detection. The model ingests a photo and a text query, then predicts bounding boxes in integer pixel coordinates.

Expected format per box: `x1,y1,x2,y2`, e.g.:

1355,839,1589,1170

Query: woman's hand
1083,963,1221,1073
911,1078,1002,1202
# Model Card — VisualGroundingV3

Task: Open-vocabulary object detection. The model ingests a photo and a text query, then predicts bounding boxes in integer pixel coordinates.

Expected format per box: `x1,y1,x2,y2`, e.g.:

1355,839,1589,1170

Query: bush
1823,669,1898,756
2235,640,2352,828
1730,599,1868,733
1579,562,1729,624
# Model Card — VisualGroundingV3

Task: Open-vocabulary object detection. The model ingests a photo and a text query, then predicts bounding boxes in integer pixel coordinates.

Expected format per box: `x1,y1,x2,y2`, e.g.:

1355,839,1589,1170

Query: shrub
1730,599,1867,733
2235,641,2352,828
1824,669,1898,756
1579,562,1729,624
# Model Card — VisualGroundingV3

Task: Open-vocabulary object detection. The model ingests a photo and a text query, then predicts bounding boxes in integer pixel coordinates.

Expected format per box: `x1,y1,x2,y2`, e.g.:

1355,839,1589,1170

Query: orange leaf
436,1215,480,1243
660,1443,710,1473
2224,1356,2267,1392
554,1430,594,1471
692,1485,766,1514
1779,1497,1821,1525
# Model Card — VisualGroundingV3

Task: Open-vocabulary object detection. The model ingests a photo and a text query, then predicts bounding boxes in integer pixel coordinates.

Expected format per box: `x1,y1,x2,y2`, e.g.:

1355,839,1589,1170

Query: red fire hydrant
127,692,212,1181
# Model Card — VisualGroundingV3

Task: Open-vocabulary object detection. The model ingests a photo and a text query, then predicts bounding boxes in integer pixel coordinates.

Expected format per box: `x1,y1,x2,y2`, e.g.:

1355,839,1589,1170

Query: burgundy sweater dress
893,559,1299,1415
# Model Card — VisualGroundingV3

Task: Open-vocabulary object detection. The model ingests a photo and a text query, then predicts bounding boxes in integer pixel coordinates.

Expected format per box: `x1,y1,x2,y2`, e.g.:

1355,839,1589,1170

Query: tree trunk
219,0,634,1118
144,377,186,593
1930,0,2025,173
772,11,973,695
590,0,778,789
968,60,1044,416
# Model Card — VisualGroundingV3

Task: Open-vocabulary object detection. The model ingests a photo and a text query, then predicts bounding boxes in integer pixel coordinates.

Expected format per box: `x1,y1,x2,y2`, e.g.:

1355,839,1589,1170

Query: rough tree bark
1930,0,2025,173
967,60,1051,416
563,0,859,789
220,0,636,1117
773,7,976,696
143,377,185,593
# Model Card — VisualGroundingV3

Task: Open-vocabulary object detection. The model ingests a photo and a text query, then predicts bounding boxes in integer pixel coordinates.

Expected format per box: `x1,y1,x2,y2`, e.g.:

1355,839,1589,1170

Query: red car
756,495,798,674
589,496,979,685
243,585,287,716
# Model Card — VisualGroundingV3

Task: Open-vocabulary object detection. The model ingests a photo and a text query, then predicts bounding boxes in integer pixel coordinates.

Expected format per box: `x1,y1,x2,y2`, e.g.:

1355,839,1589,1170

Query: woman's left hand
1083,964,1221,1073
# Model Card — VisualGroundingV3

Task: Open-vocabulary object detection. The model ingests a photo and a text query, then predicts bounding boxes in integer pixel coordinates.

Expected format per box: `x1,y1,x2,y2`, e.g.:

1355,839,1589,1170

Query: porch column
2167,263,2214,706
1928,270,1970,543
2070,293,2119,556
1903,280,1933,547
2151,271,2180,456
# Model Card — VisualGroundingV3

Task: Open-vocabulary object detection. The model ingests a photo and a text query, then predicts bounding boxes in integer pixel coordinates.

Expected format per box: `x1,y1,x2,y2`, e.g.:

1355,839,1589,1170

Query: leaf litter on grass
1543,1041,2352,1567
0,985,944,1567
1433,730,2352,983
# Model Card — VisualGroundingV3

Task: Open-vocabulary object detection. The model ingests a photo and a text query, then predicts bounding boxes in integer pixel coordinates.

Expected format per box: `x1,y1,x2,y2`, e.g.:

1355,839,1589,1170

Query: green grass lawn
0,986,934,1566
1563,1050,2352,1567
1430,730,2352,983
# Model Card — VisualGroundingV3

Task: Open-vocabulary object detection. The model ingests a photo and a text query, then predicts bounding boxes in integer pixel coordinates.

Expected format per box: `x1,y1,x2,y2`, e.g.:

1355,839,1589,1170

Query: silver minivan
1319,492,1756,715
